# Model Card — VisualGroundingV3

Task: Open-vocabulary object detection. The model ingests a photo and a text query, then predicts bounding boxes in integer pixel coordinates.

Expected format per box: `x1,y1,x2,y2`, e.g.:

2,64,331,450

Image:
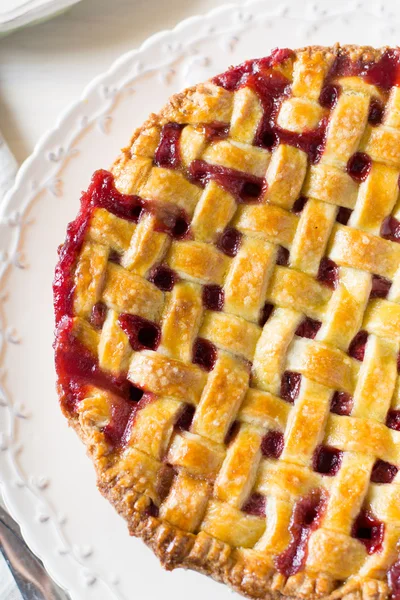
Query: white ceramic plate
0,0,81,35
1,1,400,598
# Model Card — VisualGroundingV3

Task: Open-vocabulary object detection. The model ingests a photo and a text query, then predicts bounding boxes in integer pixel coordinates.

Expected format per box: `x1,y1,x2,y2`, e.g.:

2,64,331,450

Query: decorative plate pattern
1,1,400,598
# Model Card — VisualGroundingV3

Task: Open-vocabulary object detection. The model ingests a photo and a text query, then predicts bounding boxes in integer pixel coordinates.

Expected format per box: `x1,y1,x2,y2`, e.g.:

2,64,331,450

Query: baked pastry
53,45,400,600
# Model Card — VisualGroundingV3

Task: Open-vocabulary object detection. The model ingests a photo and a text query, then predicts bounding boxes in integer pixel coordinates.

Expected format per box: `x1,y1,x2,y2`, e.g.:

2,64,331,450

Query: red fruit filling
276,246,289,266
242,493,266,517
149,265,177,291
387,410,400,431
154,122,184,169
276,490,326,576
370,274,391,299
381,216,400,243
371,459,398,484
192,338,217,372
347,152,372,182
175,404,195,432
189,159,265,203
280,372,302,403
202,284,224,311
118,314,161,351
217,227,243,257
312,445,342,476
317,257,338,289
261,431,284,459
295,318,321,340
259,302,274,327
349,330,369,361
330,391,353,416
351,509,384,554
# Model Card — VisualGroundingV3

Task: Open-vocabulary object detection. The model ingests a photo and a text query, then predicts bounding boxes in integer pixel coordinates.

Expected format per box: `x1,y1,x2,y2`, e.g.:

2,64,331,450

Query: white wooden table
0,1,237,595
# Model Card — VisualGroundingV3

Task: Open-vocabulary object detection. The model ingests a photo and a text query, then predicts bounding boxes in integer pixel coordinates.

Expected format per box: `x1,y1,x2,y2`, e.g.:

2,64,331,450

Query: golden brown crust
59,44,400,600
67,410,390,600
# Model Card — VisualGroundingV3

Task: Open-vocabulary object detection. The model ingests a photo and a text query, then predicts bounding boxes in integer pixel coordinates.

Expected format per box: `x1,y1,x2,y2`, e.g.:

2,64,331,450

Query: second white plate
1,1,400,598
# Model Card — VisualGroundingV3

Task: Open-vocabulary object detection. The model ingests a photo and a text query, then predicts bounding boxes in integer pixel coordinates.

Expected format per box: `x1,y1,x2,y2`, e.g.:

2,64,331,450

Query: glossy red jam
189,159,265,203
217,227,243,257
102,396,135,447
148,265,177,291
371,459,398,484
336,207,352,225
349,330,369,361
118,314,161,351
387,410,400,431
319,84,340,109
90,302,108,329
259,302,274,327
175,404,195,432
266,119,328,164
55,321,126,399
363,49,400,89
242,493,266,518
241,181,264,200
146,501,159,518
171,215,190,239
261,431,284,459
192,338,217,372
295,318,321,340
213,50,294,93
202,285,224,311
129,386,144,402
280,371,302,403
330,391,353,416
203,122,230,142
328,49,400,90
276,491,326,576
276,246,289,267
351,509,384,554
312,445,342,476
154,123,183,169
224,420,240,445
317,257,338,289
368,98,384,125
347,152,372,182
292,196,308,213
381,216,400,243
370,275,391,299
223,62,291,147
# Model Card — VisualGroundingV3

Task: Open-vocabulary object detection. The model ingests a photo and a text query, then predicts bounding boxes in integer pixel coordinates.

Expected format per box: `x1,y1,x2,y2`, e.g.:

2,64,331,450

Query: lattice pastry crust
54,45,400,600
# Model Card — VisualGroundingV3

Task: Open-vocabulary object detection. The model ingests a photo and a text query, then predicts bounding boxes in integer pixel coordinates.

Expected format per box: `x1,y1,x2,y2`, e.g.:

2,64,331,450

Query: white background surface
0,0,233,166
